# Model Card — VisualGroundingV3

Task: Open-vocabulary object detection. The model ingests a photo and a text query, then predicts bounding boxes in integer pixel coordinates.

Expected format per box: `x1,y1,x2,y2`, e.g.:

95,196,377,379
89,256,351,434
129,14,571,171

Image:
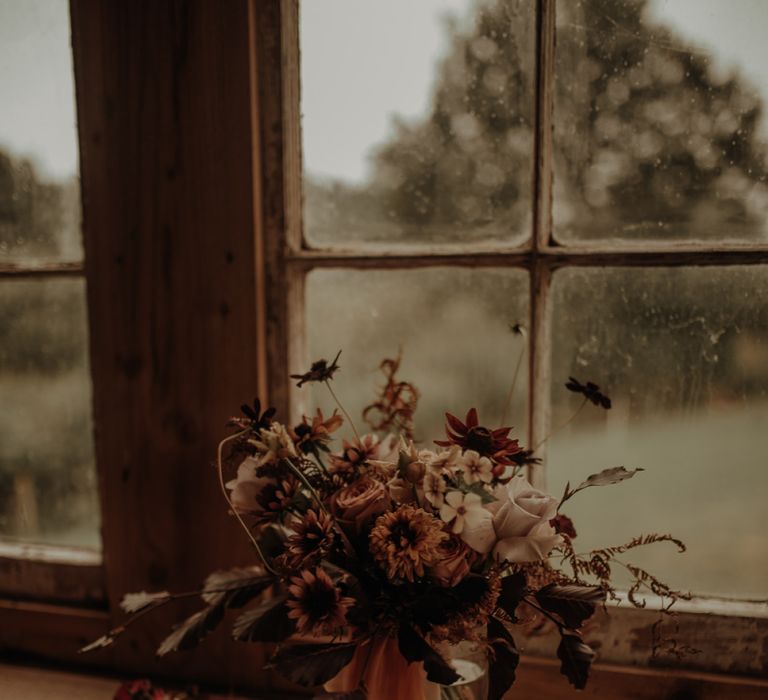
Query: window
0,0,102,604
3,1,766,693
259,0,768,680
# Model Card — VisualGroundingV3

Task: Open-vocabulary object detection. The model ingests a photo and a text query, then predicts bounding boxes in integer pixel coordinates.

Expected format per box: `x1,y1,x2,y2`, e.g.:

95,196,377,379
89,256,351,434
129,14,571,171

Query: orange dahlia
369,505,446,582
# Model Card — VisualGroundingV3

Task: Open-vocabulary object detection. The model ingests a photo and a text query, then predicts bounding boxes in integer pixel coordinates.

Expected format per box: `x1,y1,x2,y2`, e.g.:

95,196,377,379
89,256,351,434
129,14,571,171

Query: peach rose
430,534,475,587
331,476,390,536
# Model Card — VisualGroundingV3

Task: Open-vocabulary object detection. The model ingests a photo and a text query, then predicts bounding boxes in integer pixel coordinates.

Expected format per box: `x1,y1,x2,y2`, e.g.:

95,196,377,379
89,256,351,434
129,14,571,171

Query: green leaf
269,642,358,687
534,584,605,629
397,625,461,686
232,594,295,643
556,631,596,690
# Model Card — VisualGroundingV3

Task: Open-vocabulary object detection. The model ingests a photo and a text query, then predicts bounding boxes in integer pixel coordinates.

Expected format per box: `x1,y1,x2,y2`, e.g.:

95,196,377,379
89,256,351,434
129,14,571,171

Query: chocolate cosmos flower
290,350,342,387
565,377,612,409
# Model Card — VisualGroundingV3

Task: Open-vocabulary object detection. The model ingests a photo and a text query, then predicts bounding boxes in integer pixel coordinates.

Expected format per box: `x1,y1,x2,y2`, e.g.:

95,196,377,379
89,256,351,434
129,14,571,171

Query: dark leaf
557,631,596,690
497,571,527,622
157,605,224,656
232,594,295,643
397,625,460,686
202,566,274,608
257,523,290,560
535,584,606,629
269,642,357,687
487,617,519,700
119,590,171,614
79,627,124,654
575,467,644,492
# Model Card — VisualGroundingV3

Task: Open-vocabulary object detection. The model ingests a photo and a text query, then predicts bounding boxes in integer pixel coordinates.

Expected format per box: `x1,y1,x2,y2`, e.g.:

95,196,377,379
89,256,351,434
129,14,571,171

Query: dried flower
292,409,344,456
369,505,446,582
254,477,299,523
329,433,397,476
286,509,336,568
290,351,342,387
423,470,447,509
424,445,463,475
397,438,427,484
435,408,522,468
248,422,297,467
550,513,577,539
565,377,612,409
286,568,354,635
459,450,494,485
114,679,169,700
362,354,420,440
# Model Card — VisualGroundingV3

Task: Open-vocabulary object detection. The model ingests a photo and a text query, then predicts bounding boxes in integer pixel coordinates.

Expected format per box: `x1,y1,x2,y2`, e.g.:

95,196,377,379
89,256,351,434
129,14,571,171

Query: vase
324,636,486,700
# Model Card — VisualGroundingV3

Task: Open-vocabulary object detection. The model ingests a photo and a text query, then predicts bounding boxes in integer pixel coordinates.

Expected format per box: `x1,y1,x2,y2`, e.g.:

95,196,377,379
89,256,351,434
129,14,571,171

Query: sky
1,0,768,183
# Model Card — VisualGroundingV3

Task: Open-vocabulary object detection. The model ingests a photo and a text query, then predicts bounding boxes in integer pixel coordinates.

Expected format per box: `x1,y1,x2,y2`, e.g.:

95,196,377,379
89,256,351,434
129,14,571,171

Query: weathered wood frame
262,0,768,686
1,0,767,694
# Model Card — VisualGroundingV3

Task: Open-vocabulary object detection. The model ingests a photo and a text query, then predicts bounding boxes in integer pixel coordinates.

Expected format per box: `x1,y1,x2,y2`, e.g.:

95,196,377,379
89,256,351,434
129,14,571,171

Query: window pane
554,0,768,245
549,266,768,599
0,277,99,548
0,0,82,264
304,267,529,444
301,1,535,250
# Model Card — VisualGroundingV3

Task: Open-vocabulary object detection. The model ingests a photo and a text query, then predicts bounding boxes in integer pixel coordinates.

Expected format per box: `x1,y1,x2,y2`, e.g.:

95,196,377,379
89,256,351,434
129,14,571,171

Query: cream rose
331,476,390,536
491,477,562,563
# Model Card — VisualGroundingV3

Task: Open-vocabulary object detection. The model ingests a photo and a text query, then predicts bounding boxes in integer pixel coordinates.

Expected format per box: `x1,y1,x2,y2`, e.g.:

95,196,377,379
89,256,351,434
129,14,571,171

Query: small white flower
440,491,486,534
423,471,447,508
424,445,463,475
459,449,493,484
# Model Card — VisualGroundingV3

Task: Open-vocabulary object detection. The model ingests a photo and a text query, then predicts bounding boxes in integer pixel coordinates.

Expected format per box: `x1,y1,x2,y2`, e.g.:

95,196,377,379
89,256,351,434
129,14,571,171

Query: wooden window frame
2,0,767,695
260,0,768,685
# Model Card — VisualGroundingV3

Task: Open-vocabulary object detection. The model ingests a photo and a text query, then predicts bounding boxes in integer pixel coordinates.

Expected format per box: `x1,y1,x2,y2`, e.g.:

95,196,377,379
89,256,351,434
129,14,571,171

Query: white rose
491,476,562,563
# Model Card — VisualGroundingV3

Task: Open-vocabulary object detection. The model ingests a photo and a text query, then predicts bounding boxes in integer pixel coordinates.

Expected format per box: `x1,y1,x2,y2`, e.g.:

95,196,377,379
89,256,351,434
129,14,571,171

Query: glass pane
304,268,530,445
554,0,768,245
549,266,768,599
0,0,83,264
0,278,99,548
301,1,535,250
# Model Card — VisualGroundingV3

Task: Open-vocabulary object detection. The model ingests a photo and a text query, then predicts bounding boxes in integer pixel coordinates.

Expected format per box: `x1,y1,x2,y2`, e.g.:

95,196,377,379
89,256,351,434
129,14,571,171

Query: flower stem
217,430,277,575
500,337,526,427
325,380,362,443
533,397,588,452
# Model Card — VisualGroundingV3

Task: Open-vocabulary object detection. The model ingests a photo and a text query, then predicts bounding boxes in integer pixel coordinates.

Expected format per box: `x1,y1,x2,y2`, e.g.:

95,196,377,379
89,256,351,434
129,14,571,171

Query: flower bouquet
83,351,686,700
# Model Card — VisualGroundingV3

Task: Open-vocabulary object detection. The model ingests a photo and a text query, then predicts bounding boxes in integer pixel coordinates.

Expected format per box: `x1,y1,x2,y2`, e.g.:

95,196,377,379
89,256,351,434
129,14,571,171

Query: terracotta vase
324,635,441,700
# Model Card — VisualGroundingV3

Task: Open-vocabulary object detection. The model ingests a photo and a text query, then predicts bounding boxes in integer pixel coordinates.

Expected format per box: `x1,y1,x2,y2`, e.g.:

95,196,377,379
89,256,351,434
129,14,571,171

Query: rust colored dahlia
286,568,354,635
285,509,335,568
369,505,446,582
434,408,522,468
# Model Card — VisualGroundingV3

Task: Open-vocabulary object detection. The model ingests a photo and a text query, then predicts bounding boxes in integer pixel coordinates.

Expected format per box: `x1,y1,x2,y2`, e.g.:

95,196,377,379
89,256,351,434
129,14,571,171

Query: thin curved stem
533,397,588,452
325,380,361,443
217,429,277,575
500,339,526,427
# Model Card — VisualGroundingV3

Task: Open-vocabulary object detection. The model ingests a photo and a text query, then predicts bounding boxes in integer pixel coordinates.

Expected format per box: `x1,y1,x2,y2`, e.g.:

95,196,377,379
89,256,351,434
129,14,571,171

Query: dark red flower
565,377,612,409
114,679,167,700
290,350,342,387
550,513,577,539
434,408,522,469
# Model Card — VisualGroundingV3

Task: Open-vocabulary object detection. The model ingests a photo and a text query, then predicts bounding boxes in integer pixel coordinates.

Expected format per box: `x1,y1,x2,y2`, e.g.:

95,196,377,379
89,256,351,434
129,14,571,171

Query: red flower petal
465,408,479,428
445,412,468,435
